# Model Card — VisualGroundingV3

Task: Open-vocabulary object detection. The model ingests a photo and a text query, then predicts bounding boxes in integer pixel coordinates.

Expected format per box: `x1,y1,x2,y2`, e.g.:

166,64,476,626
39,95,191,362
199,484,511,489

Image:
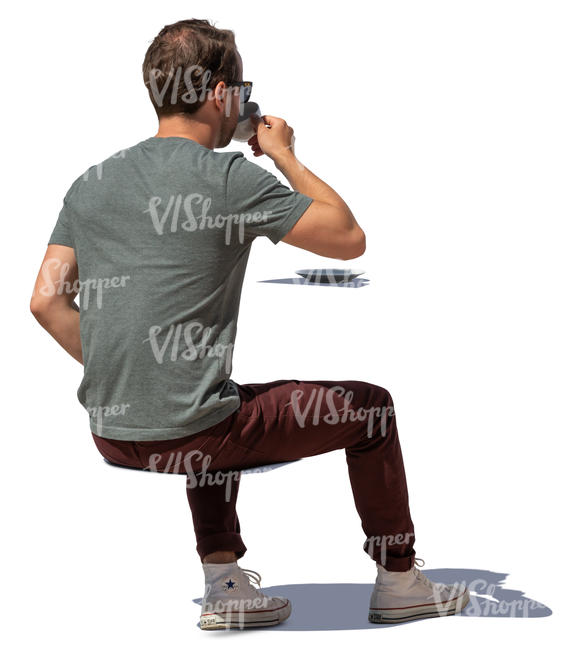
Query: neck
154,115,216,150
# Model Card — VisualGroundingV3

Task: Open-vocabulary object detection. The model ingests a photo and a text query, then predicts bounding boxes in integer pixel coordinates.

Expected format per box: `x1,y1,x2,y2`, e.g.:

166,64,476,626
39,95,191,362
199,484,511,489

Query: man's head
142,19,244,148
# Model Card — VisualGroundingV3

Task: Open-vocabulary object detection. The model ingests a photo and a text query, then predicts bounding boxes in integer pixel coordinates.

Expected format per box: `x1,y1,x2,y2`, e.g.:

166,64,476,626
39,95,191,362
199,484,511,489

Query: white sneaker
200,562,291,630
369,557,470,624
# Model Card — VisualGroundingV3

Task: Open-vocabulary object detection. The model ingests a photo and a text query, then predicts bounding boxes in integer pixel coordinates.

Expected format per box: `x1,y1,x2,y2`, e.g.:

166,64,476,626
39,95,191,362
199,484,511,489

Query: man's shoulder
219,149,275,181
213,148,247,168
63,144,135,197
61,141,261,204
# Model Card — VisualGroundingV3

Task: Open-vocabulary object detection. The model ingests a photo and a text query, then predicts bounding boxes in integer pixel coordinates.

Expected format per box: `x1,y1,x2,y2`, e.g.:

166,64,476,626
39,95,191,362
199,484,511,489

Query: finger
250,114,266,133
258,114,283,127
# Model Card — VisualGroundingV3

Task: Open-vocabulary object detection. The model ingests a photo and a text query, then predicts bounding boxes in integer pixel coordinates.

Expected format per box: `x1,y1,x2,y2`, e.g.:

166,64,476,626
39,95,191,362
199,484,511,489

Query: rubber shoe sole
369,585,470,624
200,598,291,630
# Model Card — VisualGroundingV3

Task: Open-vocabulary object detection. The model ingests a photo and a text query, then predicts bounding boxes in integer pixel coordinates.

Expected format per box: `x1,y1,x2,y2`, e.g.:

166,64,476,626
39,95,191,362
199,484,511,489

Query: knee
336,381,395,412
363,382,394,408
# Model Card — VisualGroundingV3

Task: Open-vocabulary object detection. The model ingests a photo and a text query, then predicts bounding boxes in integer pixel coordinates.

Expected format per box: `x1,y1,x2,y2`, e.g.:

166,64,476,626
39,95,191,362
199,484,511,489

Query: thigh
92,379,391,474
219,378,392,465
92,429,214,473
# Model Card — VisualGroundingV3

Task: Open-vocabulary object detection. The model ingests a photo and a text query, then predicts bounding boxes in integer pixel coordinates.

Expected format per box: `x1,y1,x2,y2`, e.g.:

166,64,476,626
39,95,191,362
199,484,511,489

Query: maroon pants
92,379,416,571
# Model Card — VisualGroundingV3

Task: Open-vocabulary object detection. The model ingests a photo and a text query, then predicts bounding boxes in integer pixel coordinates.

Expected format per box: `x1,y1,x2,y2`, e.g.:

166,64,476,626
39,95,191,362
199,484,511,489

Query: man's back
48,136,314,440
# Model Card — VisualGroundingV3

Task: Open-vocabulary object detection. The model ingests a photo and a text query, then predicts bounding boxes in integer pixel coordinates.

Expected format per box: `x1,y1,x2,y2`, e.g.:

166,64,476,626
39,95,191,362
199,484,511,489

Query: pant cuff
196,532,247,562
377,553,416,571
364,540,416,571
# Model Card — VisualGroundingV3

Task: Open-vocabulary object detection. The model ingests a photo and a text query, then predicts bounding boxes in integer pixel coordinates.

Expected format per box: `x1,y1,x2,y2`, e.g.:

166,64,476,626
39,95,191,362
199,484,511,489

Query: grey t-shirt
48,136,313,441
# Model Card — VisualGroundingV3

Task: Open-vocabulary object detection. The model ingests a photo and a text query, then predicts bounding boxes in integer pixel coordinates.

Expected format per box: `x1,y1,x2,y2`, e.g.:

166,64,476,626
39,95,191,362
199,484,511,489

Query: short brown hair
142,19,240,117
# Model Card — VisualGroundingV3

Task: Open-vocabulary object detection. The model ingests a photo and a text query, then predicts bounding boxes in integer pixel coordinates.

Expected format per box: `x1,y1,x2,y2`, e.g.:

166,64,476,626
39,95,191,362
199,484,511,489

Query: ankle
203,551,238,564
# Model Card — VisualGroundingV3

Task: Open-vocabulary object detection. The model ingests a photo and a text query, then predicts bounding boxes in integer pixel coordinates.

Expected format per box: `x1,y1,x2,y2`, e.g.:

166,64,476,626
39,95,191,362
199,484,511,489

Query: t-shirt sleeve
224,153,313,245
48,191,76,249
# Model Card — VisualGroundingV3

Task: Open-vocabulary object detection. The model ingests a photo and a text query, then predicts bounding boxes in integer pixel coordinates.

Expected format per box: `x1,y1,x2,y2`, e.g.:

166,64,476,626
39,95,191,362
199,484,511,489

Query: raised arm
30,244,83,364
248,114,366,260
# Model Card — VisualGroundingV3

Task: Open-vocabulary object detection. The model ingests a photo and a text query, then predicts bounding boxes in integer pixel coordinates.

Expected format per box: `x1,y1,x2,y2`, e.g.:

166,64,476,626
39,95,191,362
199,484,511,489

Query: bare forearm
33,304,83,364
274,151,358,228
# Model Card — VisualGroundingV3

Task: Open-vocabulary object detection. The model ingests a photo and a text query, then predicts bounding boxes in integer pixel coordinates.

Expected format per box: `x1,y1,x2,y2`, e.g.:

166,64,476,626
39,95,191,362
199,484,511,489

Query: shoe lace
412,557,449,593
412,557,431,588
238,567,264,591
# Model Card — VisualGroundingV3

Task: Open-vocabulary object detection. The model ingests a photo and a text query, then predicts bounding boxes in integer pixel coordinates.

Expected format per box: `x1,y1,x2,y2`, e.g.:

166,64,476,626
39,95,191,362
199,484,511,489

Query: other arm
30,244,83,364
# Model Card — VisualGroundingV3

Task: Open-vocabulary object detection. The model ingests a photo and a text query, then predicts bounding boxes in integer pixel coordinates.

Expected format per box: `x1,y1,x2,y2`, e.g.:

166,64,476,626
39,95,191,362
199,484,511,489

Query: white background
2,0,560,647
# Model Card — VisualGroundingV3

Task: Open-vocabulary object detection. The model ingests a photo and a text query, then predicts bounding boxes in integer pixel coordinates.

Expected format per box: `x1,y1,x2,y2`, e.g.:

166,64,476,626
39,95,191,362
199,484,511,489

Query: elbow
30,294,77,321
30,299,43,321
354,229,367,257
340,227,366,261
30,296,50,322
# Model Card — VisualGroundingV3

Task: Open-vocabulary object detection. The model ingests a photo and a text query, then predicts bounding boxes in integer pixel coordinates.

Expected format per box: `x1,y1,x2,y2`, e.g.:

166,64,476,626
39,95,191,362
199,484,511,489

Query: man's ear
215,82,237,118
213,80,226,104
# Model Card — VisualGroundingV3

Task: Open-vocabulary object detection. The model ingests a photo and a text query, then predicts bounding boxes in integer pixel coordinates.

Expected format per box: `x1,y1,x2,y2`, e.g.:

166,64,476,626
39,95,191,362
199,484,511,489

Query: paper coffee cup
232,101,262,142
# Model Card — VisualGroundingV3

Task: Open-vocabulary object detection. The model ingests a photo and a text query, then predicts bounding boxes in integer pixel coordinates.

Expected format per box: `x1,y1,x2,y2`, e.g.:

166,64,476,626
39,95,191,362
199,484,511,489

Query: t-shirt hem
90,398,240,442
48,238,74,248
270,194,314,245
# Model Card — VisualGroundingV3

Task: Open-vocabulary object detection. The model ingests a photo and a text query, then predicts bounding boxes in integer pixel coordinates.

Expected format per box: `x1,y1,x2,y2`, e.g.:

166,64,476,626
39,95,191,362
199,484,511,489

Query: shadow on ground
257,276,370,288
192,567,551,631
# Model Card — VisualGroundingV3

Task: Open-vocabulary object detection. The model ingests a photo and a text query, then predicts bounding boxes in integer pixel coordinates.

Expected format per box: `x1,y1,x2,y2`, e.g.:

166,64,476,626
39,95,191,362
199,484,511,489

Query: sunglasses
228,80,253,103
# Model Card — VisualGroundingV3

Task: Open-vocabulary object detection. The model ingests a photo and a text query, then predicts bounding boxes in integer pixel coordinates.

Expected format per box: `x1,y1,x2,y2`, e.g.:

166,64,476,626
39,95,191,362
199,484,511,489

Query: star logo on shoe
222,578,239,592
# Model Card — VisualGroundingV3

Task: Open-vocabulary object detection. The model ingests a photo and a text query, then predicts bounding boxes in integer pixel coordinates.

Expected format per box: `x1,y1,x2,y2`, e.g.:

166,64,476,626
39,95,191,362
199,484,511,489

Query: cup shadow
192,568,551,631
258,276,370,288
